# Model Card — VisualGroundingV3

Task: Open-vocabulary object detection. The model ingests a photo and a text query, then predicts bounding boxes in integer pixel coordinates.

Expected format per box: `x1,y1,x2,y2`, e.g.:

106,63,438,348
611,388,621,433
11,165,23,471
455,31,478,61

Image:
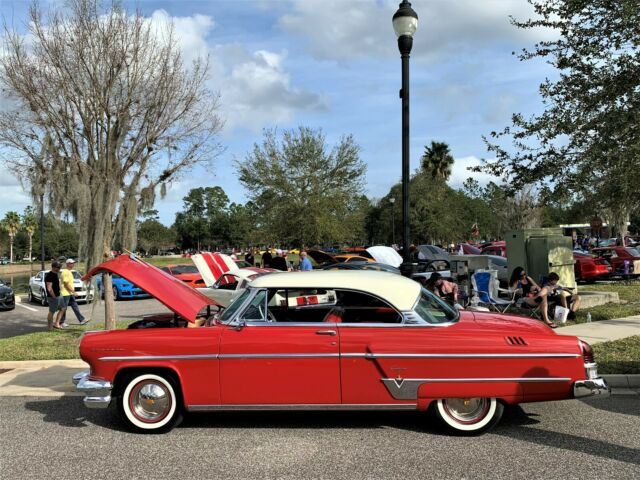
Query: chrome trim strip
381,376,572,400
100,352,579,362
343,353,580,359
187,403,417,412
219,353,340,359
99,354,218,362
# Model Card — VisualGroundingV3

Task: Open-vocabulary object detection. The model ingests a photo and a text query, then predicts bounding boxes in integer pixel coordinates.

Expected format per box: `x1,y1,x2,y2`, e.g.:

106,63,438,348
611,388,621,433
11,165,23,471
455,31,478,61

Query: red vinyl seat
323,306,345,323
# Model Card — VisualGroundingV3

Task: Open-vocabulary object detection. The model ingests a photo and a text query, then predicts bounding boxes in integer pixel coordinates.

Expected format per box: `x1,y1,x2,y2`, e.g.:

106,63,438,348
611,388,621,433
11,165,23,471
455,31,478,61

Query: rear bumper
573,377,610,398
73,370,113,409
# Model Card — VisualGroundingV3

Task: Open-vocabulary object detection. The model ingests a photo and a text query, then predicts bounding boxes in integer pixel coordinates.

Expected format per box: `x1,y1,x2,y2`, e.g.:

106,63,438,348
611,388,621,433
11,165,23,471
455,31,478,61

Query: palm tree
421,141,455,181
22,207,38,263
2,211,21,263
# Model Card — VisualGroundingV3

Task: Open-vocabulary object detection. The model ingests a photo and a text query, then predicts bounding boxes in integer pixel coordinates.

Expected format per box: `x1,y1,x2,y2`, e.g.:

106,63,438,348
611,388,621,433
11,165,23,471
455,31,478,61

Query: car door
219,288,341,405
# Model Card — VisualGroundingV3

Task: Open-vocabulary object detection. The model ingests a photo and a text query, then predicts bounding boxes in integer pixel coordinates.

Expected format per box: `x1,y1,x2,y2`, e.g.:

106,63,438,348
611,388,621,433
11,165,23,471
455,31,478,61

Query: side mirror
233,318,246,331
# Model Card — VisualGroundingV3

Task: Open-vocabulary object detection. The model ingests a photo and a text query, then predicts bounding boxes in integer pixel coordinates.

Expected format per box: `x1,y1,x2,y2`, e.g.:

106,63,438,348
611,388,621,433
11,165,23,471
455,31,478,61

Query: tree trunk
102,272,116,330
9,236,14,263
28,234,33,262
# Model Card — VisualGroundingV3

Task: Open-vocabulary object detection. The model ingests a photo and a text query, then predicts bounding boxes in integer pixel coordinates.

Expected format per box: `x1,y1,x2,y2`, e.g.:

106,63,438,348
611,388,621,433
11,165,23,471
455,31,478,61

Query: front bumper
73,370,113,408
573,377,610,398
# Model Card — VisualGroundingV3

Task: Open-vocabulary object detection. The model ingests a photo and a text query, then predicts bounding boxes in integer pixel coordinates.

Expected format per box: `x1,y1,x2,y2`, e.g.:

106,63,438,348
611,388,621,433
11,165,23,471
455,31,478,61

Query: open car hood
306,249,337,265
191,253,239,286
83,255,220,323
366,246,403,268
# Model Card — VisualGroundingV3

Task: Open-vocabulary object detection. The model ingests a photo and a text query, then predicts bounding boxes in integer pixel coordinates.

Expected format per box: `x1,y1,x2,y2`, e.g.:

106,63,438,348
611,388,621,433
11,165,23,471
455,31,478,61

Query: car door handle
315,330,337,336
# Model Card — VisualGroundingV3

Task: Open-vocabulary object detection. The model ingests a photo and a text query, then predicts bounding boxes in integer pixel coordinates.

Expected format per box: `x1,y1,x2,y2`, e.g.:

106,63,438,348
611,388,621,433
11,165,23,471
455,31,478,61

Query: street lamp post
393,0,418,274
389,197,396,245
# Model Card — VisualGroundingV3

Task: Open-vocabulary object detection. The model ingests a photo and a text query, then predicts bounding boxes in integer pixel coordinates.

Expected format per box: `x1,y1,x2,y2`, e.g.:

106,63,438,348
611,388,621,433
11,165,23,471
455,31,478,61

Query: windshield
412,288,459,324
625,248,640,257
219,289,251,323
72,271,82,280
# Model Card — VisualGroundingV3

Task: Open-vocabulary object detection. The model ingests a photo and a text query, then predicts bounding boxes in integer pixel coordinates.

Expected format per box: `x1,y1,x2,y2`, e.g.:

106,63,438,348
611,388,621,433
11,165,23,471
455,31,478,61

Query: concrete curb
602,374,640,389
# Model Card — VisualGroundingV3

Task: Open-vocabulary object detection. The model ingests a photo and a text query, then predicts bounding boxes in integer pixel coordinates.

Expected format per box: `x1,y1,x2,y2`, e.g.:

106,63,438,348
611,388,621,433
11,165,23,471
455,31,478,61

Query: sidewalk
556,315,640,344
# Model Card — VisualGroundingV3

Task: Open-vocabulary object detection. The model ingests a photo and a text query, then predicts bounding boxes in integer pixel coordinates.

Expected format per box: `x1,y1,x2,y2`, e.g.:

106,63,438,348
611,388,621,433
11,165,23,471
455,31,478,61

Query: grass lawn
592,336,640,374
559,281,640,326
0,320,135,362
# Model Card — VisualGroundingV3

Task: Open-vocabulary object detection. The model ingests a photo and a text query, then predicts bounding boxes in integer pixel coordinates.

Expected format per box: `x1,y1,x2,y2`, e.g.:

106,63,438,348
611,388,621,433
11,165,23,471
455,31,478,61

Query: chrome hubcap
442,398,489,424
131,381,171,422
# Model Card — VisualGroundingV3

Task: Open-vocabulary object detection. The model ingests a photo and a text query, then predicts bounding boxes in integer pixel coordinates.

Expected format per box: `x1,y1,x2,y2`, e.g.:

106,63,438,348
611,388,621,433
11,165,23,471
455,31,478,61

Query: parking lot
0,296,171,338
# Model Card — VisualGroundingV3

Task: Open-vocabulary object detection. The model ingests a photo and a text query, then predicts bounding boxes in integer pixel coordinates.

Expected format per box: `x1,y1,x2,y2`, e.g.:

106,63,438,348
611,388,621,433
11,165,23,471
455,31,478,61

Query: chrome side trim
99,354,218,362
343,353,580,359
99,352,579,362
219,353,340,359
187,403,417,412
381,377,572,400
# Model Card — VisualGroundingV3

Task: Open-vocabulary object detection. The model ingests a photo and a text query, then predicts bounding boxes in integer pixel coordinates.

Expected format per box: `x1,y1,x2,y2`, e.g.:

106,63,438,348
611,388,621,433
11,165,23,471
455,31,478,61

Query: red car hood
83,255,220,322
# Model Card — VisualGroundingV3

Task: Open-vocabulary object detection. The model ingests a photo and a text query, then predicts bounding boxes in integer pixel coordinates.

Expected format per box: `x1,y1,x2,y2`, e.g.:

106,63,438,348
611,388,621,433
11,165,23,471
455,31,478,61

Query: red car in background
161,264,206,288
573,252,611,283
459,243,482,255
481,241,506,257
591,247,640,277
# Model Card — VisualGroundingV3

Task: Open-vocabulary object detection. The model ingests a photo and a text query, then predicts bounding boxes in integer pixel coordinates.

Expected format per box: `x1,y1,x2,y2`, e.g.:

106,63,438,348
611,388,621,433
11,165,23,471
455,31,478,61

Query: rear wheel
112,286,119,301
27,289,33,303
432,397,503,435
118,373,182,433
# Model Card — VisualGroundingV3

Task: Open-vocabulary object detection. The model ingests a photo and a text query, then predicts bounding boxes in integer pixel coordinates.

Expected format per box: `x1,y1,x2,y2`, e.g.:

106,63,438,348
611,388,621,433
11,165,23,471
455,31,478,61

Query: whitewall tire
119,373,182,432
434,397,503,435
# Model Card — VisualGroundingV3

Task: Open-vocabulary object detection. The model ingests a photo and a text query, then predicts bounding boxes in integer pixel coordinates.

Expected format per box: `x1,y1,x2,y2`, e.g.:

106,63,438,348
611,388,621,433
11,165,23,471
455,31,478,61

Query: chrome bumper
573,377,610,398
73,370,113,409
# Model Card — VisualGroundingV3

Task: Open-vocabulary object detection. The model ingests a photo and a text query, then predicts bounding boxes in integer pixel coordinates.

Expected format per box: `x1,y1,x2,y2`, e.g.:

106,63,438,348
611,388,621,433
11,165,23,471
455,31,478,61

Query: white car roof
249,270,421,311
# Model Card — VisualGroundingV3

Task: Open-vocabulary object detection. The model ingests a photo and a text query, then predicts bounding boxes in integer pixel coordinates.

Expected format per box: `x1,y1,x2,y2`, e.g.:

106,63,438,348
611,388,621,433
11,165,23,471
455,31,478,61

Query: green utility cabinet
505,228,577,291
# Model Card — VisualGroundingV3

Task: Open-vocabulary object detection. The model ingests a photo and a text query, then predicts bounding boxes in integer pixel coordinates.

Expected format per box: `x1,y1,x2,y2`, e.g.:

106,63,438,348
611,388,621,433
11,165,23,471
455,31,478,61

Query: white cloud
278,0,557,62
149,10,326,132
447,155,496,189
0,175,31,216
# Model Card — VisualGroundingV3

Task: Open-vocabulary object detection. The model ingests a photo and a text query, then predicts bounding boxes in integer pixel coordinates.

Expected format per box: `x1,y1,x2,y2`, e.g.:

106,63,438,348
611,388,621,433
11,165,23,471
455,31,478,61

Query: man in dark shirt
45,261,64,330
271,249,288,271
261,246,273,268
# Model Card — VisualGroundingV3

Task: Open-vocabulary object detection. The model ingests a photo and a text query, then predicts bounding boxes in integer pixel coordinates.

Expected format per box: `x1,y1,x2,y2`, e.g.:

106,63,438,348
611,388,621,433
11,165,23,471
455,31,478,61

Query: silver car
27,270,94,306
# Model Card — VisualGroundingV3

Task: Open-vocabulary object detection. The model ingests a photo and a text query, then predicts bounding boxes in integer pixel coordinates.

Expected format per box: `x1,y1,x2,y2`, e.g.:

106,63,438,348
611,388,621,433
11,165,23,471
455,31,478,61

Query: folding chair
470,270,515,313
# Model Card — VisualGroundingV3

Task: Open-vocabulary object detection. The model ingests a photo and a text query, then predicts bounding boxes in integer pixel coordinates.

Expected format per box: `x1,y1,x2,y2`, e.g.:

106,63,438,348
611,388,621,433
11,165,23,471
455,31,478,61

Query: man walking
45,261,63,330
60,258,89,326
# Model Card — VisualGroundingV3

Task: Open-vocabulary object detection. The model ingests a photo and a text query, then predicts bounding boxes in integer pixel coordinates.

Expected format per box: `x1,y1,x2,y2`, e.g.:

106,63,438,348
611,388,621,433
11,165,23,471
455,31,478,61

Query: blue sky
0,0,557,225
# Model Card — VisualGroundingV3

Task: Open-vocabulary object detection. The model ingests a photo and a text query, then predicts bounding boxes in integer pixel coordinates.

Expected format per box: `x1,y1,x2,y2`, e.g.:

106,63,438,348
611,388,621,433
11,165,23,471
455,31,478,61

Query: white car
27,270,94,306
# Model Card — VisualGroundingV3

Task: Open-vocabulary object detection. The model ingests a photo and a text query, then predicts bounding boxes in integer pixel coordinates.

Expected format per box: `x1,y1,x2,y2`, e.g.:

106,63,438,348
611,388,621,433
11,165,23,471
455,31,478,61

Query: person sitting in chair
543,272,581,321
509,266,556,328
425,272,463,309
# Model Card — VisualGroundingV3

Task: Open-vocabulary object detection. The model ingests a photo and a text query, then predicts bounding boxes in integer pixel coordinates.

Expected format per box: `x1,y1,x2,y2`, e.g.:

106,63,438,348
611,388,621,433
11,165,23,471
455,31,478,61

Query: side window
241,290,268,322
336,290,402,324
216,274,239,291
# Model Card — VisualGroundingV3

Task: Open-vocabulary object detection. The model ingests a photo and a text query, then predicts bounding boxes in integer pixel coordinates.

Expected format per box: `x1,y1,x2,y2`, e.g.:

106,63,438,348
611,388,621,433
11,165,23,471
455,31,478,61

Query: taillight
579,340,595,364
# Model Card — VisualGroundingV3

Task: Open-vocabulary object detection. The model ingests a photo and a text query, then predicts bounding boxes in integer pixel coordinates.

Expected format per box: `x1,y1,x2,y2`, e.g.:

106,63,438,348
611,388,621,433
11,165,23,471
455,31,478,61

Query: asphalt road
0,395,638,479
0,297,172,338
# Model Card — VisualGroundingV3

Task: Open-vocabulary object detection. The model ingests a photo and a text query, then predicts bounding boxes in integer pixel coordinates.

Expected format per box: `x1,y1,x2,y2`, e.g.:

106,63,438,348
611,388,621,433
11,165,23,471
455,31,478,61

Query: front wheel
118,373,182,433
432,397,503,435
40,289,48,306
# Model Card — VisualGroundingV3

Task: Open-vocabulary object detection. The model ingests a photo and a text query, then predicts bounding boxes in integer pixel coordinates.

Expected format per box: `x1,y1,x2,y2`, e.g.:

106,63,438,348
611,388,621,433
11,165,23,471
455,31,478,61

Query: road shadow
578,394,640,417
24,395,127,431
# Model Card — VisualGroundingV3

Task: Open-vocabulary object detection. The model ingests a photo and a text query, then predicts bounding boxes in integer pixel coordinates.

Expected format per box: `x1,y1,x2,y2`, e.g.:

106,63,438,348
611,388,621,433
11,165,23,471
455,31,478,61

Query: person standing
299,251,313,271
245,249,255,266
262,246,273,268
270,249,288,271
45,261,63,330
60,259,89,326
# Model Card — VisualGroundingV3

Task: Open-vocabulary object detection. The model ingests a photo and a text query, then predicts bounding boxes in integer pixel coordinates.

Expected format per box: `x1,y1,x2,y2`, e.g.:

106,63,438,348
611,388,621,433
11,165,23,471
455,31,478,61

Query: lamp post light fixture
392,0,418,273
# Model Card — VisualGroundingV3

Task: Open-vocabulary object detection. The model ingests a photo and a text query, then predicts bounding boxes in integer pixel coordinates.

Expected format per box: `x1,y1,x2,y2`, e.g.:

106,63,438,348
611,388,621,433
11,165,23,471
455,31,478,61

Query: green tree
482,0,640,242
174,187,231,249
237,127,367,247
22,207,38,262
137,219,176,255
421,141,455,181
2,211,21,263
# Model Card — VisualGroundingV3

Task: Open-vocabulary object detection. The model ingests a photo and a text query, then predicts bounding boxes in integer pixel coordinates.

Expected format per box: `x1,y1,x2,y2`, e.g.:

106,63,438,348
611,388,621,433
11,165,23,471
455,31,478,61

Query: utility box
505,228,577,291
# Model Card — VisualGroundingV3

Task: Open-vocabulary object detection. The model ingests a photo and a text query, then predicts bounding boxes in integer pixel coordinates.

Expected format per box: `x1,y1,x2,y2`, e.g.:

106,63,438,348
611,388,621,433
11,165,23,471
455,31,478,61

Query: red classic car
591,246,640,277
573,252,611,283
160,264,205,288
74,255,608,435
481,241,506,257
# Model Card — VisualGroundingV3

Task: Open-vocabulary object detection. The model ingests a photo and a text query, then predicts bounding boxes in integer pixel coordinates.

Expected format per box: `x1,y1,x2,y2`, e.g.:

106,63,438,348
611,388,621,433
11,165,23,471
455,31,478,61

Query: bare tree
0,0,223,328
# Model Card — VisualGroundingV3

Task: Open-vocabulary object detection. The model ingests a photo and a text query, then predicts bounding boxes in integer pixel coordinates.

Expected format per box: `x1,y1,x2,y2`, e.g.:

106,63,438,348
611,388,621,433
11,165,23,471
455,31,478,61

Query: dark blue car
96,274,149,300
